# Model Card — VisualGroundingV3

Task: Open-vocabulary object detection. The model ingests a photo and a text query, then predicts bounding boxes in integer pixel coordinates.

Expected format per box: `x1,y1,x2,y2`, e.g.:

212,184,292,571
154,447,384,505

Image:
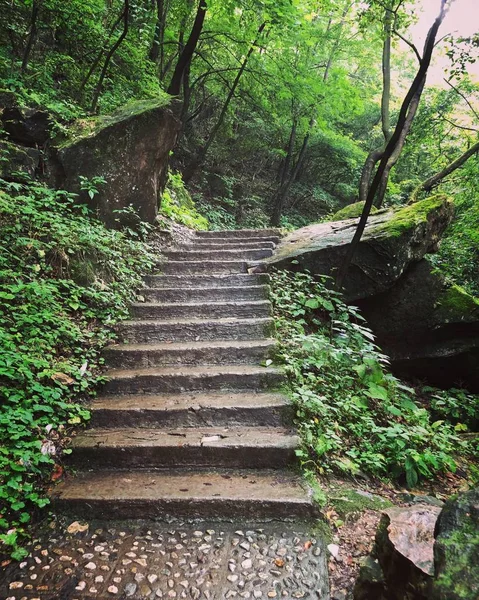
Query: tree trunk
411,139,479,202
167,0,207,96
358,2,393,202
149,0,165,63
335,0,448,290
374,78,425,207
270,121,312,226
183,21,266,182
79,9,125,94
279,118,297,186
91,0,130,113
21,0,42,73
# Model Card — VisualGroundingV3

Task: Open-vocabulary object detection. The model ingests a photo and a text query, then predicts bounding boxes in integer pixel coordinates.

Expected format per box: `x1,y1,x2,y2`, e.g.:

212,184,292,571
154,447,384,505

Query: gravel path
1,519,329,600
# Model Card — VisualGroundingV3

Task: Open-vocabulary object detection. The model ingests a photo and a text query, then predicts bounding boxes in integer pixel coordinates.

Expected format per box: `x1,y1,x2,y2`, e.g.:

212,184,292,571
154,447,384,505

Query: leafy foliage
271,269,471,487
0,178,155,559
160,171,209,230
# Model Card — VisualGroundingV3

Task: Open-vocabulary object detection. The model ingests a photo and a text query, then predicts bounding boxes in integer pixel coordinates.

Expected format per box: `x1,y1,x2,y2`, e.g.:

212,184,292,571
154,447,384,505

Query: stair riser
117,320,274,343
196,229,280,239
103,371,284,395
164,249,273,261
54,497,316,521
69,445,296,470
183,241,276,250
141,285,270,303
161,261,247,275
144,274,270,288
90,404,292,429
105,344,275,369
130,302,271,320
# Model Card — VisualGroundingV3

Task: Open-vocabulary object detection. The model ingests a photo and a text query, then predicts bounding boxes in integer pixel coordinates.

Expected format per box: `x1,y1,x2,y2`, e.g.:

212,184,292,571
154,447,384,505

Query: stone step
164,248,273,262
130,300,271,320
183,240,276,250
103,364,285,395
89,391,291,428
144,273,270,289
68,427,298,470
104,339,276,369
196,229,281,239
140,284,270,303
52,470,316,520
117,317,274,343
161,260,247,275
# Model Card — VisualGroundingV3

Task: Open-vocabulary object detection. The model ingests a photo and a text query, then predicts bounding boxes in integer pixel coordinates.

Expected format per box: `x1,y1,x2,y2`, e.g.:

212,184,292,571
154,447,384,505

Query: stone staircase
54,229,316,520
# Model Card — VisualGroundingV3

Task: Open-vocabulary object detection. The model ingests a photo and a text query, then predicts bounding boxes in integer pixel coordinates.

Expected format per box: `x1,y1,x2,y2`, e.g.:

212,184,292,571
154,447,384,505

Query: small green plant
160,171,209,230
271,269,469,487
79,175,107,200
0,178,155,559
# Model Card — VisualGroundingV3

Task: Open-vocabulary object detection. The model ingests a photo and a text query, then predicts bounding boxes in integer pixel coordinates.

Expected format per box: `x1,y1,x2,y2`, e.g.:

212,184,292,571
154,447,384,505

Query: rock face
50,100,180,227
0,140,40,181
358,260,479,391
1,106,50,146
263,195,454,302
433,487,479,600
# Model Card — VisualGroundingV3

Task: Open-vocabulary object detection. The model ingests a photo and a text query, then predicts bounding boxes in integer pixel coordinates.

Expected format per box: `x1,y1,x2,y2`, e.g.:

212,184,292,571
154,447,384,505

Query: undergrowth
271,269,476,487
0,179,155,559
160,171,209,230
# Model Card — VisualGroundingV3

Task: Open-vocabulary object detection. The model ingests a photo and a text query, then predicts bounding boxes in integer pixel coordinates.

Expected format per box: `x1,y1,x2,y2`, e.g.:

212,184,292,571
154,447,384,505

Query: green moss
57,97,171,148
436,285,479,321
372,194,453,238
328,488,393,517
331,201,379,221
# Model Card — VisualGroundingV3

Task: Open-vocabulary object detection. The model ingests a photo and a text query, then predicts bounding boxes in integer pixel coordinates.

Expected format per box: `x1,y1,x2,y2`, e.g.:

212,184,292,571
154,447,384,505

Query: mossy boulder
1,106,50,146
331,201,379,221
260,195,454,302
432,487,479,600
0,140,40,181
49,99,180,227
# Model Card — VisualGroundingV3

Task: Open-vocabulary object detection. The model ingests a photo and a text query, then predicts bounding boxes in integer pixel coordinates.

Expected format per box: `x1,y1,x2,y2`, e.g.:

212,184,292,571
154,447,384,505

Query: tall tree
336,0,449,290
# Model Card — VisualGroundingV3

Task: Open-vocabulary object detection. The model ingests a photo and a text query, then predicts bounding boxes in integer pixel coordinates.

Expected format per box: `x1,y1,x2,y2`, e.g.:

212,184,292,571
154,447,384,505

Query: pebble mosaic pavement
0,520,329,600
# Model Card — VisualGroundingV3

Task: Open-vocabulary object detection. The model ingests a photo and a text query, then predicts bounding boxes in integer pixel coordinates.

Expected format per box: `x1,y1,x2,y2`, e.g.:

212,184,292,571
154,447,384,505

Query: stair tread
54,469,310,504
141,285,268,292
107,339,276,352
91,391,289,410
120,316,273,325
106,364,282,379
73,426,298,448
131,300,269,308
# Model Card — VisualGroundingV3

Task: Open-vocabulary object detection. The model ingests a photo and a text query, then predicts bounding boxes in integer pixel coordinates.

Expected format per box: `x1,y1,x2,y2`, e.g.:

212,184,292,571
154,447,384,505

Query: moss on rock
436,285,479,321
372,194,453,238
328,488,392,517
331,201,379,221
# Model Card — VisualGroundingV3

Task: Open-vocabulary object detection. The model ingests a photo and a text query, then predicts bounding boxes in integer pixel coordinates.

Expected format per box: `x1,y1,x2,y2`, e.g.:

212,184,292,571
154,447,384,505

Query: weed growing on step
0,179,155,559
270,269,474,487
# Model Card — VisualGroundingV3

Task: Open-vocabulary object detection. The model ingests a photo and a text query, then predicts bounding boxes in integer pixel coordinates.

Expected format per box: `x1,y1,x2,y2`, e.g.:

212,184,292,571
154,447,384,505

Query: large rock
1,106,50,146
354,505,442,600
432,487,479,600
262,195,454,302
49,100,180,227
358,260,479,391
0,140,40,181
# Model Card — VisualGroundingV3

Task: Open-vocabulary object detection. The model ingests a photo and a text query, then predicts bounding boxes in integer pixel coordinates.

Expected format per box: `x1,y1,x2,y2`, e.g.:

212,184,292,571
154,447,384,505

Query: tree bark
167,0,207,96
21,0,42,73
358,2,393,202
91,0,130,113
270,120,313,226
411,139,479,202
183,21,266,182
149,0,165,63
335,0,448,290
